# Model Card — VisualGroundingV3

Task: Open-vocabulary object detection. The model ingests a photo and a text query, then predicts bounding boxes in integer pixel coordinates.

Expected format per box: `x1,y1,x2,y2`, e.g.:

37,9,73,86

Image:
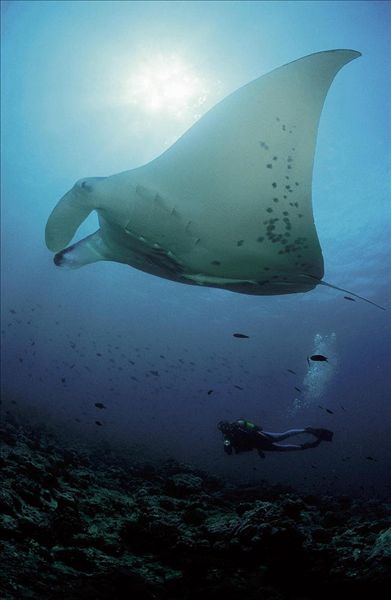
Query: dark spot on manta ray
272,182,277,188
233,333,249,338
266,208,273,213
273,197,279,203
273,156,278,161
236,240,244,246
266,164,273,168
95,402,106,409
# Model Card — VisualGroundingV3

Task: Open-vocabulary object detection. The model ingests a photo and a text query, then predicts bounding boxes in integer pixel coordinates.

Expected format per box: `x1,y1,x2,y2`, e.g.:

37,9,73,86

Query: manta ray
45,49,383,308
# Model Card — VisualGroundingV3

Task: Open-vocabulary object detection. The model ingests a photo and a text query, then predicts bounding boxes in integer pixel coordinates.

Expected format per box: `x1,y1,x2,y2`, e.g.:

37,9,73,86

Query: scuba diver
218,419,333,458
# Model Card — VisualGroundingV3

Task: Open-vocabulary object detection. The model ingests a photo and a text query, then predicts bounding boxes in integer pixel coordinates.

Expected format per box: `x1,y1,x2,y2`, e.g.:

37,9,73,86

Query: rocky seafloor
1,418,390,600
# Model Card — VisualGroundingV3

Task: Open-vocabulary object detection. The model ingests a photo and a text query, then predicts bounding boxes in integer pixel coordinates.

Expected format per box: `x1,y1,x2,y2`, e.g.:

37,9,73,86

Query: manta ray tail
307,275,386,310
45,185,97,253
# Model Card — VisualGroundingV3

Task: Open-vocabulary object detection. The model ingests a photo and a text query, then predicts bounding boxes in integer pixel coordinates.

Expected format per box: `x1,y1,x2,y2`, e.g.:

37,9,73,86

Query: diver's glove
224,439,233,455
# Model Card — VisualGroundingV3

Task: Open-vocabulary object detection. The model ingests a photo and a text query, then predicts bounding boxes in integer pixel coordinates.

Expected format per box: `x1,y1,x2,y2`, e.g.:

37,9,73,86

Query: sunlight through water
126,53,210,120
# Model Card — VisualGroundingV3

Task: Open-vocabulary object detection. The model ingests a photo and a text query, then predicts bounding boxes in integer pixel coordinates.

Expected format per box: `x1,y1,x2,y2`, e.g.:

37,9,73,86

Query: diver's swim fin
306,427,334,442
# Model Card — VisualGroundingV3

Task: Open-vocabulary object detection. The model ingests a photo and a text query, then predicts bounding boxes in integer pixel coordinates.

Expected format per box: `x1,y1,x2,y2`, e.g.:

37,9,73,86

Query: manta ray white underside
47,49,378,305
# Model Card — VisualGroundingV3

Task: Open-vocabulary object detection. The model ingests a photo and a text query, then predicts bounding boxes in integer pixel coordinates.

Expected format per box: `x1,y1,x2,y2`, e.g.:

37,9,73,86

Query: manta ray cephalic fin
53,230,108,269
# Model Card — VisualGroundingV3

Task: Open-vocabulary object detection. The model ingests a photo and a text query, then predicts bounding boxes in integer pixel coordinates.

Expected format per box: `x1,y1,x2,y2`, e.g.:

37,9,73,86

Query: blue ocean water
1,0,390,497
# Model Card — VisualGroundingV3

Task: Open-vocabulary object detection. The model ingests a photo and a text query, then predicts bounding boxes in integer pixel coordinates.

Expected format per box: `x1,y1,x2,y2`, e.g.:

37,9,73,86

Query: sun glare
127,54,209,120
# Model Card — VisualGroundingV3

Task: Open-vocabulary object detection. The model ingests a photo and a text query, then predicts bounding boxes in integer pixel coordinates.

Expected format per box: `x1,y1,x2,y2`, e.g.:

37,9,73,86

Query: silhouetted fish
294,387,302,393
234,385,243,390
207,390,213,395
307,354,328,365
365,456,377,461
344,296,356,302
287,369,296,375
95,421,103,426
233,333,249,338
325,408,334,414
94,402,106,409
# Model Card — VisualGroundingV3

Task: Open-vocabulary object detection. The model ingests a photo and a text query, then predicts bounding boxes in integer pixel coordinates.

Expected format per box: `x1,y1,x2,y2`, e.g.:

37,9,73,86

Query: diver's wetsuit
218,419,333,458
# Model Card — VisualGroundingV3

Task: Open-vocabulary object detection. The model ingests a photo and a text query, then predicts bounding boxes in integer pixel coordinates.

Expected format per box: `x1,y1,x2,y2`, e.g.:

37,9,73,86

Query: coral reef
0,419,390,599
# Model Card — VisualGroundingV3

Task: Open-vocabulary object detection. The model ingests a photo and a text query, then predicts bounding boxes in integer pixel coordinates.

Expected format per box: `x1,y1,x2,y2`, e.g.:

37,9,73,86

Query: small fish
365,456,377,461
307,354,328,365
95,421,103,426
340,404,346,411
94,402,106,409
294,387,302,393
96,353,102,357
325,408,334,414
344,296,356,302
207,390,213,395
287,369,296,375
10,309,16,314
61,377,66,384
150,370,159,376
233,333,249,338
234,385,243,390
